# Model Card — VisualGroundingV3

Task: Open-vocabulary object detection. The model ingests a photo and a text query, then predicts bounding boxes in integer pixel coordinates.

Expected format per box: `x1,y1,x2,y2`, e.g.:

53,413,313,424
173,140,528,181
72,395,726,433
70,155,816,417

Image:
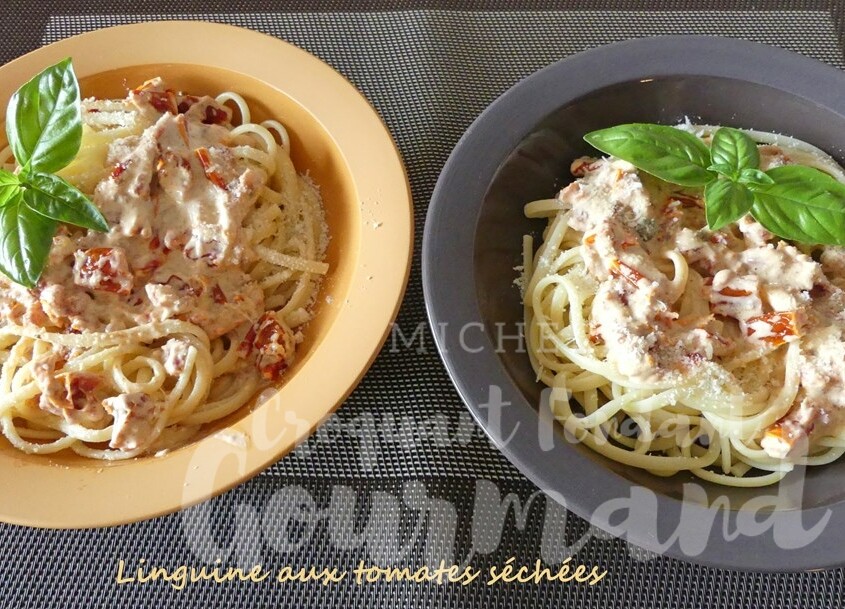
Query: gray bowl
423,36,845,571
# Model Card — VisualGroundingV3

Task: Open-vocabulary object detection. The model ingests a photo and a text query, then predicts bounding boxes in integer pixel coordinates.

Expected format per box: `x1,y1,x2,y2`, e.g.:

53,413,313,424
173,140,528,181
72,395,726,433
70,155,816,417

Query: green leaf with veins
22,171,108,232
709,127,760,181
0,58,111,287
0,191,57,288
6,57,82,174
584,123,715,187
739,167,775,186
705,179,754,231
748,165,845,245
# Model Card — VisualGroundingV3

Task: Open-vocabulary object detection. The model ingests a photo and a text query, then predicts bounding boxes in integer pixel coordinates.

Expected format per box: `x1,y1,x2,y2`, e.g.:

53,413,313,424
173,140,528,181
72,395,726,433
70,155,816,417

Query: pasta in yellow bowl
0,76,328,460
0,22,412,528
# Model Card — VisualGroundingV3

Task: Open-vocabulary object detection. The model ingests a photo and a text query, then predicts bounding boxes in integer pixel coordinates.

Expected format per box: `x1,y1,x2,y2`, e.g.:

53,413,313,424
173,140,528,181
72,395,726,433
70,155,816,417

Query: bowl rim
423,35,845,571
0,21,413,528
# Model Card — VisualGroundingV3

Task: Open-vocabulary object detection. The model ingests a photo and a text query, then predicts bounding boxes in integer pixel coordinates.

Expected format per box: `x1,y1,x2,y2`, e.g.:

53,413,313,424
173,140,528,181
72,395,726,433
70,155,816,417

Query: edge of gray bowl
422,35,845,572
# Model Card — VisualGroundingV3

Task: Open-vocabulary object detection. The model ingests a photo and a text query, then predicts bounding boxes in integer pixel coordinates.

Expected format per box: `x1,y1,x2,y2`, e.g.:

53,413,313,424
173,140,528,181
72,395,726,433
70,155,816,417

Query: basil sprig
0,58,108,288
584,123,713,187
584,123,845,244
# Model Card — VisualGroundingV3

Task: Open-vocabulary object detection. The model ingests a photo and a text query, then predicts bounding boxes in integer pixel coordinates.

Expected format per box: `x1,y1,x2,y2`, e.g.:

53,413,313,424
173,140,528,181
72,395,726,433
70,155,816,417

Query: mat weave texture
1,3,845,607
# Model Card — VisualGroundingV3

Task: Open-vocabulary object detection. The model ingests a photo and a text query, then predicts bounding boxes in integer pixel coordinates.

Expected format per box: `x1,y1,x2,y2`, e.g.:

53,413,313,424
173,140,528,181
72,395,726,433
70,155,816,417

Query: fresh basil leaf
584,123,715,187
0,169,19,187
709,127,760,180
0,170,20,208
6,57,82,174
707,162,735,176
0,184,19,206
750,165,845,245
705,179,754,231
21,172,108,232
739,167,775,186
0,191,57,288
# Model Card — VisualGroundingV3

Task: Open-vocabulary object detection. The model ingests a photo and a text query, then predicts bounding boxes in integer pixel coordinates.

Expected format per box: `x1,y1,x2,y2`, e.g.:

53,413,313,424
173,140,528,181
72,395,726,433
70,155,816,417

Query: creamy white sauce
562,148,845,458
0,80,294,453
0,82,266,340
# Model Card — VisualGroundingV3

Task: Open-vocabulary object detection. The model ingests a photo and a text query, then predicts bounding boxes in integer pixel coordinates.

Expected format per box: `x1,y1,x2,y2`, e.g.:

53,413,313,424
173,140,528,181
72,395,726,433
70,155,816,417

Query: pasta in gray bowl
424,36,845,570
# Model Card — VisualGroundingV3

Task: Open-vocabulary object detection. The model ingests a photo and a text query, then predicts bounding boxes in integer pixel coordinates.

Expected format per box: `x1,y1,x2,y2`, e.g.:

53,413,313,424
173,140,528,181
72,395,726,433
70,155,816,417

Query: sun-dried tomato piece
238,313,293,381
176,118,190,146
237,324,257,358
135,256,163,278
717,286,752,297
194,147,228,190
746,311,802,346
809,283,829,298
211,284,227,304
176,95,200,114
142,89,177,114
66,373,101,410
72,247,134,295
761,403,818,459
203,105,229,125
609,259,645,287
110,162,128,180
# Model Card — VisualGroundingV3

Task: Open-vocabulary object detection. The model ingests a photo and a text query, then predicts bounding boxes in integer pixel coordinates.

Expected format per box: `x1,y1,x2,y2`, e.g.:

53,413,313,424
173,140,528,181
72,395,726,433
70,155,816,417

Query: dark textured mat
1,4,844,608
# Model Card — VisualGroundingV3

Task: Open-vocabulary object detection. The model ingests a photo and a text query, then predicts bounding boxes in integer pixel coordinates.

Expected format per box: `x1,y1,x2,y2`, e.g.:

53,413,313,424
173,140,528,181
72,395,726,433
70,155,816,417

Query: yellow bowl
0,21,413,528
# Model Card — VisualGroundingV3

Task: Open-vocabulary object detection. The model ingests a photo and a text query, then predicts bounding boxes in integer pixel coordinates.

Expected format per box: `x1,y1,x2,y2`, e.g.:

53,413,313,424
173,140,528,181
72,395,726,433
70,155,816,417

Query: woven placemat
2,4,845,608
